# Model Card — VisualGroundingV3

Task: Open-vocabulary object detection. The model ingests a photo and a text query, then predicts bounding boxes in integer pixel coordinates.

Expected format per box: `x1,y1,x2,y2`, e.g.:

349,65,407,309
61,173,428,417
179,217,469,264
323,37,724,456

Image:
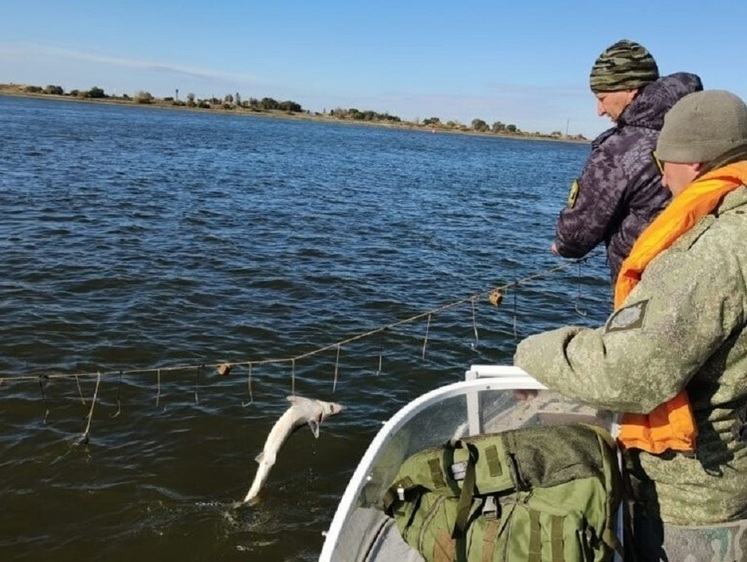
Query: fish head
307,399,344,438
286,395,344,421
317,399,344,420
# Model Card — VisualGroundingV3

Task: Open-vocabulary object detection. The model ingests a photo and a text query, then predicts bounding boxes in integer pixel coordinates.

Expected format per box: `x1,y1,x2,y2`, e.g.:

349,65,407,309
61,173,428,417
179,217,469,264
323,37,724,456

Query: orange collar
615,161,747,453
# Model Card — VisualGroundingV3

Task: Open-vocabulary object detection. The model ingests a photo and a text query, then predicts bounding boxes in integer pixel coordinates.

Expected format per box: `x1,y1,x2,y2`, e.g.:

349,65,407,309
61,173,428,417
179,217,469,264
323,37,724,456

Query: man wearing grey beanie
515,89,747,561
552,39,702,285
656,90,747,194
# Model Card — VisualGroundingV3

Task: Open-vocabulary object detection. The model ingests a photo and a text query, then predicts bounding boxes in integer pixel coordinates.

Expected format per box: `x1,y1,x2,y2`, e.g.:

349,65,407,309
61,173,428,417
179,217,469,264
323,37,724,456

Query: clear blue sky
2,0,745,138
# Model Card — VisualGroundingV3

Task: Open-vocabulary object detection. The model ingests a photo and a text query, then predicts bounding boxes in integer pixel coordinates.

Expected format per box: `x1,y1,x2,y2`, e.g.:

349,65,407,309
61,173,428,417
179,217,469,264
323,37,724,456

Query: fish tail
243,463,270,503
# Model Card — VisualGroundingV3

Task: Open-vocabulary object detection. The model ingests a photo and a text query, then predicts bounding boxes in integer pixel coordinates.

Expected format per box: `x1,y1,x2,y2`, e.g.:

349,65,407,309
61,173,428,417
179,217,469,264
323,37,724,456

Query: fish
242,395,344,503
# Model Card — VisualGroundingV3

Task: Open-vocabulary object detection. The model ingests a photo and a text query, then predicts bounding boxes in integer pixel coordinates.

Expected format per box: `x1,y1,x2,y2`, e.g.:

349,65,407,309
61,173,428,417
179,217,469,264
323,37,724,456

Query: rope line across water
0,260,586,386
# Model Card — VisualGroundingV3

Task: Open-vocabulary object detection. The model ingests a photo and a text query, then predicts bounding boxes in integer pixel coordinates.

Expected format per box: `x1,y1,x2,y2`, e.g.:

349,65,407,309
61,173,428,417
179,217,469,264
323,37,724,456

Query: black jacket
554,72,703,283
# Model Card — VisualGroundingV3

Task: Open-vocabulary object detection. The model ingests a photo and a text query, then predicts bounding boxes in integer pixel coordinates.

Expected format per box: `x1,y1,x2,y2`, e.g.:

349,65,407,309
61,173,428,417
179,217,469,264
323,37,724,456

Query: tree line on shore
2,83,587,140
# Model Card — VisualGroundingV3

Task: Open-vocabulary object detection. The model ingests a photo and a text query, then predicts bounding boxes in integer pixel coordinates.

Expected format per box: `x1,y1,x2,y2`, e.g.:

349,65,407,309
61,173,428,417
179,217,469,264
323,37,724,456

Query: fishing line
471,297,479,349
422,314,431,360
79,372,101,445
0,261,585,392
38,375,49,424
111,371,123,418
241,363,254,407
194,366,201,403
75,375,86,405
332,344,341,393
291,359,296,396
156,369,162,407
575,260,588,317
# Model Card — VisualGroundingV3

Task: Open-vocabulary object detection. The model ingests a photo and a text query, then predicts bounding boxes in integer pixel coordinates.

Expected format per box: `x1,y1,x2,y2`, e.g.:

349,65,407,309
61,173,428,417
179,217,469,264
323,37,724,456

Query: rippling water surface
0,96,610,560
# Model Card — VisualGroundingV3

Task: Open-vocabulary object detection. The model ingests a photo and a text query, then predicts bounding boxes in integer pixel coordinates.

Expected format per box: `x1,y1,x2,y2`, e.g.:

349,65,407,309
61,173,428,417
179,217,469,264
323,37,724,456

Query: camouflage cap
589,40,659,93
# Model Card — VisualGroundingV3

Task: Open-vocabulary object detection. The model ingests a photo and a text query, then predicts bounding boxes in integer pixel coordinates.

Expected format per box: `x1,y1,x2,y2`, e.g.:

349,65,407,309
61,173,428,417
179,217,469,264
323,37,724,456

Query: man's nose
596,99,606,117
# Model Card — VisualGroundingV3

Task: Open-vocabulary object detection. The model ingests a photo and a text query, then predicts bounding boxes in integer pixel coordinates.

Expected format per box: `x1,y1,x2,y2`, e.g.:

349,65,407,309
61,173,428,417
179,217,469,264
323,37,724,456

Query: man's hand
551,242,559,255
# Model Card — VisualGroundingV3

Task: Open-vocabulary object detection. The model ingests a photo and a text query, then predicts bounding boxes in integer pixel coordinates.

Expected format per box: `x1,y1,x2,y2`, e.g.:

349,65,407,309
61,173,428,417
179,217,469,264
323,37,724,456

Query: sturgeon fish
243,395,344,503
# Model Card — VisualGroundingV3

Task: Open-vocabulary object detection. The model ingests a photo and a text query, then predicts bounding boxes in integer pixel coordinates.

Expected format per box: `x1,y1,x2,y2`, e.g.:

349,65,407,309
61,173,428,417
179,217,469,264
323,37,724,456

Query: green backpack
383,423,623,562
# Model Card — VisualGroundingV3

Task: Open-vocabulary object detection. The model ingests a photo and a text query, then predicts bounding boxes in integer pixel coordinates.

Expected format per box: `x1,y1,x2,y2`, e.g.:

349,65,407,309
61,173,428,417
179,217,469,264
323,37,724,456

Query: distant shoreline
0,85,589,145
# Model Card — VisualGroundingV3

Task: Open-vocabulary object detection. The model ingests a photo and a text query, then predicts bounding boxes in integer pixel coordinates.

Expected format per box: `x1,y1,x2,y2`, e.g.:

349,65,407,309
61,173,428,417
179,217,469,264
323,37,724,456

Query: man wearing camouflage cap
517,90,747,560
552,39,702,284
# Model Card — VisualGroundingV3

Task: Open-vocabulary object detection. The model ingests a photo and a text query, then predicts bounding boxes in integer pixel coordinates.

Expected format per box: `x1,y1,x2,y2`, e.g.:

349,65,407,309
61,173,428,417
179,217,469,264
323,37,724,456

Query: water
0,96,610,560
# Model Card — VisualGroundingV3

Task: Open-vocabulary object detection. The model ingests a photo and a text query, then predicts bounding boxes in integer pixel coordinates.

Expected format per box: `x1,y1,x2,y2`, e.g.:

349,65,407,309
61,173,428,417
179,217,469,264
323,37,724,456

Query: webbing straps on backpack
551,515,564,562
528,510,541,560
452,440,478,539
428,459,447,489
482,519,501,562
528,511,566,562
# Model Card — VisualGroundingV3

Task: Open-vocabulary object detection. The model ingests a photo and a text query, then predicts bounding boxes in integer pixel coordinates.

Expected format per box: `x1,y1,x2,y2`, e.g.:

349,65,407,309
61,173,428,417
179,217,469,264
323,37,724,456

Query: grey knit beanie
589,39,659,92
656,90,747,163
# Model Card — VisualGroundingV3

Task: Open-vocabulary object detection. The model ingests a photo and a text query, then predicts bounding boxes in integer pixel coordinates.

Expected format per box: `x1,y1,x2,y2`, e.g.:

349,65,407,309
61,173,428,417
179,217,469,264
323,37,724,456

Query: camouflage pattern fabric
515,184,747,527
589,39,659,93
632,504,747,562
554,72,702,283
660,521,747,562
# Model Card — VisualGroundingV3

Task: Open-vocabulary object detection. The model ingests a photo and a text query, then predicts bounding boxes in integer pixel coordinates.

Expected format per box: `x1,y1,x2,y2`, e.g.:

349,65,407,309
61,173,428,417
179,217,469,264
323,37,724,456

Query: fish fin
255,451,264,463
308,419,320,439
287,395,313,407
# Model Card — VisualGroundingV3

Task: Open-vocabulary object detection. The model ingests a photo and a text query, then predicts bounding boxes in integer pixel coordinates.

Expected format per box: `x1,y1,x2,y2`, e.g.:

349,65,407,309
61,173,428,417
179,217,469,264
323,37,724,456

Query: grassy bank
0,82,589,144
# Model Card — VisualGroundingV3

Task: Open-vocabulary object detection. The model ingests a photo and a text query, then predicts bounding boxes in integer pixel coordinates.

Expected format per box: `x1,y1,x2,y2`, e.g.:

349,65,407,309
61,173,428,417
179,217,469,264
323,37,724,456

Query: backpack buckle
451,461,468,481
482,495,500,519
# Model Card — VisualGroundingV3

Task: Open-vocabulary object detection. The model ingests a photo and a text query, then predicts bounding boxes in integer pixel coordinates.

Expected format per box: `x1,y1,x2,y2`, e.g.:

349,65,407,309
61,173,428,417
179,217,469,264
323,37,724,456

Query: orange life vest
614,161,747,454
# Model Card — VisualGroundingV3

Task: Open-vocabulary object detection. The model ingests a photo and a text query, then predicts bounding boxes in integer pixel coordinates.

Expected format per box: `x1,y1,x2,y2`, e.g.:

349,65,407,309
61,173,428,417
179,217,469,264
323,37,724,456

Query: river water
0,96,610,561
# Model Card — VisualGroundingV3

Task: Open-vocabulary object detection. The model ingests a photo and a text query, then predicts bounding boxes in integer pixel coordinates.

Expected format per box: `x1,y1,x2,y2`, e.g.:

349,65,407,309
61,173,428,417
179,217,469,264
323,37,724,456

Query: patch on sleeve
567,179,580,208
605,300,649,333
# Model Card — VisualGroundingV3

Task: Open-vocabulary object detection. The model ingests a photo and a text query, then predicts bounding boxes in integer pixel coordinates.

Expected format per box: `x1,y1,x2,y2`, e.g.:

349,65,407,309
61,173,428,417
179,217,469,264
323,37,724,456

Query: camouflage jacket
516,185,747,525
554,72,702,283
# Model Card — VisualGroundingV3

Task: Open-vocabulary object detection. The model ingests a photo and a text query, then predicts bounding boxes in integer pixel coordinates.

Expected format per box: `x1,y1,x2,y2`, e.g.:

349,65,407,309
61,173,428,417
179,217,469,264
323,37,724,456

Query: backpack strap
528,511,567,562
450,440,478,539
481,518,501,562
551,514,565,562
528,509,542,562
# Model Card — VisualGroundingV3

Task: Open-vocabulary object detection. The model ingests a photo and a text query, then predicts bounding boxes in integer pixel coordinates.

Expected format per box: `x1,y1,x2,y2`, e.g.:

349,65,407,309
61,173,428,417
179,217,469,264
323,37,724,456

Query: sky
1,0,746,139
